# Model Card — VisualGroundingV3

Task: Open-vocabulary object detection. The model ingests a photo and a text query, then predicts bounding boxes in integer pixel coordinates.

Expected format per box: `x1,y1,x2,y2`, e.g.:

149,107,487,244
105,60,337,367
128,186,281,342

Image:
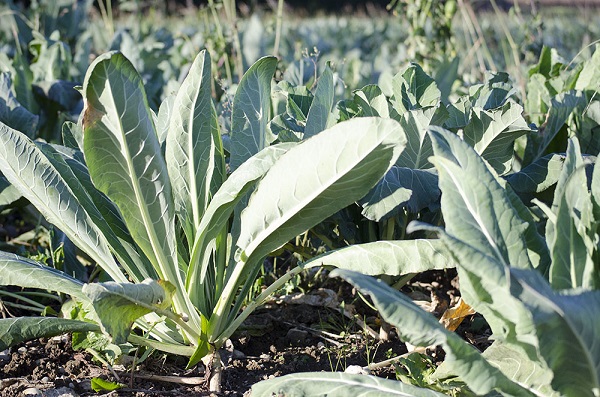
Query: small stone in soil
259,353,271,361
44,386,79,397
22,387,42,396
17,347,27,354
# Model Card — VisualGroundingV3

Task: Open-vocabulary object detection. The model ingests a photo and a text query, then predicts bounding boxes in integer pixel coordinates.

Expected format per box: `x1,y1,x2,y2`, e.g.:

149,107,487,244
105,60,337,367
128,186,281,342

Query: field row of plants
1,0,600,395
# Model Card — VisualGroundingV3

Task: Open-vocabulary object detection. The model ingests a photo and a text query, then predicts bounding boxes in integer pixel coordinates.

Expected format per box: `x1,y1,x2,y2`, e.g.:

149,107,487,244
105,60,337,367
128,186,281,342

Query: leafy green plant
0,49,415,391
253,125,600,396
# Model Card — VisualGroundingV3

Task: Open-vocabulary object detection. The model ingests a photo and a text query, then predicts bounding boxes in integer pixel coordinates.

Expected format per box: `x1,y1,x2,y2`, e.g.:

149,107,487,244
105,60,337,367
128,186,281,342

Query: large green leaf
547,139,596,289
506,154,566,195
0,318,100,351
83,279,174,344
39,142,155,282
0,121,127,282
461,101,532,175
165,50,225,245
0,72,38,137
303,239,454,275
511,268,600,396
359,167,439,221
237,117,407,265
229,56,278,170
304,65,334,138
333,269,533,396
0,252,86,300
392,64,441,115
482,342,557,396
252,372,447,397
428,126,536,270
187,143,296,305
82,51,179,288
353,84,390,118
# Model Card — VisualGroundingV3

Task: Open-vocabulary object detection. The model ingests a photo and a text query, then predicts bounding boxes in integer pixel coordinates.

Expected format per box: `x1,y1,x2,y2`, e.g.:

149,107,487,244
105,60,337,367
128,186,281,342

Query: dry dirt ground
1,269,482,397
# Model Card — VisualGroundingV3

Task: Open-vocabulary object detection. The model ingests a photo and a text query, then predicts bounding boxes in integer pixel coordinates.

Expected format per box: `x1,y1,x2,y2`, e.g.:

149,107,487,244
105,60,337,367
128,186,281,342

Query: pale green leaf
0,72,38,137
511,268,600,397
166,50,225,245
0,121,127,282
157,93,175,145
83,279,173,344
354,85,390,118
506,154,566,194
82,51,179,287
187,143,296,303
237,117,407,265
333,269,533,396
252,372,447,397
304,65,334,138
359,167,439,221
0,251,86,300
428,126,535,270
0,318,100,351
482,342,557,396
229,56,278,170
461,101,532,175
392,64,441,115
304,239,454,275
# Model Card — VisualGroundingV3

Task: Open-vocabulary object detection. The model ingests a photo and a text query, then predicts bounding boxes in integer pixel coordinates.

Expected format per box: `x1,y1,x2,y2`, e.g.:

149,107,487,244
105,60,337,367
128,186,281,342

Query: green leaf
0,72,38,137
575,44,600,91
156,93,176,146
91,377,124,392
229,56,278,170
428,126,536,270
237,117,407,265
332,269,533,396
0,121,127,282
396,107,446,170
304,65,334,138
0,317,100,351
482,342,557,396
359,167,439,221
252,372,448,397
461,101,532,175
0,251,86,300
547,139,595,289
83,279,174,344
82,52,179,288
354,84,390,118
38,142,155,282
506,153,566,194
187,143,296,303
165,50,225,245
392,64,441,115
304,239,454,275
511,268,600,396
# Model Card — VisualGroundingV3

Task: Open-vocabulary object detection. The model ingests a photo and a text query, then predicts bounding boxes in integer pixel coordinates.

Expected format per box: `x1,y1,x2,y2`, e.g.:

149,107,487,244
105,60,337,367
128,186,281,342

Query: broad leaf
354,84,390,118
303,239,454,275
83,279,174,344
333,269,533,396
0,121,127,282
511,268,600,396
237,117,407,265
506,153,566,195
166,50,225,245
359,167,439,221
229,56,278,170
187,143,296,304
460,101,532,175
82,52,179,287
547,139,595,289
0,251,86,300
0,318,100,351
428,126,536,270
304,65,334,138
0,72,38,137
482,342,557,396
252,372,447,397
392,64,441,115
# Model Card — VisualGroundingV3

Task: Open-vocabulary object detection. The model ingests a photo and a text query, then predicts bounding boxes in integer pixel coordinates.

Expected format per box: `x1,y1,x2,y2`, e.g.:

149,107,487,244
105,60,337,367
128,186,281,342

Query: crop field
0,0,600,396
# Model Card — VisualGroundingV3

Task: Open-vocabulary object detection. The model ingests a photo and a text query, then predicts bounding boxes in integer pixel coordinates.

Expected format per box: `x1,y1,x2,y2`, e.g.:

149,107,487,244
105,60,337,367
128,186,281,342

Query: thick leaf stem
213,265,305,347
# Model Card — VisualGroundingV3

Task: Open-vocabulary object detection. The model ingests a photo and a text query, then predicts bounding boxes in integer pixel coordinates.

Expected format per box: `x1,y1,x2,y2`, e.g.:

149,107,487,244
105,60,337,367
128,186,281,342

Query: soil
1,269,482,397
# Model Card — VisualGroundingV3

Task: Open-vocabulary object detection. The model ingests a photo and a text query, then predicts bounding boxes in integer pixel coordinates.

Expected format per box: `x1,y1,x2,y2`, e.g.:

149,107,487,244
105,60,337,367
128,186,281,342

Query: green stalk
0,290,50,309
214,265,304,346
